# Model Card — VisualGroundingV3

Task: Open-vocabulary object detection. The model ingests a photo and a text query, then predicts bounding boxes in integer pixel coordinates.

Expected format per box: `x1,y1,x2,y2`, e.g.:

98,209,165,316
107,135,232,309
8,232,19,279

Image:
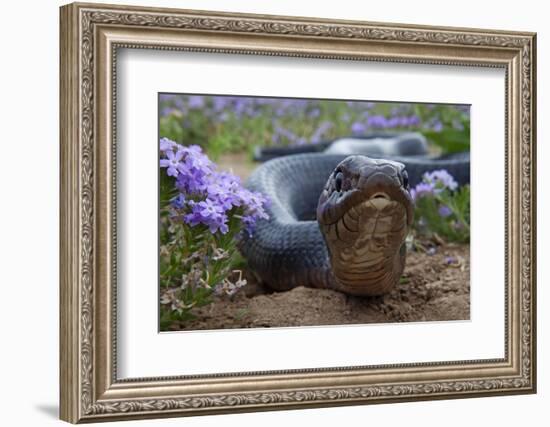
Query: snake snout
369,192,391,211
316,157,413,227
358,170,402,200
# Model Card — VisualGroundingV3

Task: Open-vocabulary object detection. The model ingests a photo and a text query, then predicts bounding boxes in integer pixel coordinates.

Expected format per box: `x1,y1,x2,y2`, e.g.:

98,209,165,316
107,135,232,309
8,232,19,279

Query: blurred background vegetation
159,94,470,162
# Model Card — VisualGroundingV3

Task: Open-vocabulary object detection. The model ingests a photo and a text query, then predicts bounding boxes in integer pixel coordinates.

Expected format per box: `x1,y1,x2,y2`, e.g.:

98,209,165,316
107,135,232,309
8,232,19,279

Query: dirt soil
166,243,470,331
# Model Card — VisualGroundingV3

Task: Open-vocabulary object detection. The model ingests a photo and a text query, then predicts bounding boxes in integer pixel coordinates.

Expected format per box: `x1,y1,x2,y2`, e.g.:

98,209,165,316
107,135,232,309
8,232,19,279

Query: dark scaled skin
239,153,469,296
316,156,413,295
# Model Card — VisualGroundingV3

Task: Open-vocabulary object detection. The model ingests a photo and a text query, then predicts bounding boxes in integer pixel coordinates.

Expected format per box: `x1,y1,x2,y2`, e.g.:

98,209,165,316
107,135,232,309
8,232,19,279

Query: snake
239,151,470,296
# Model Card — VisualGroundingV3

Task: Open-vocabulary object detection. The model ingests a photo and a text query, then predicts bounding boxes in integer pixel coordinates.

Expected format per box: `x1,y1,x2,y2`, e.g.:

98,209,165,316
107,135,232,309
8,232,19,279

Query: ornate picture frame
59,2,536,423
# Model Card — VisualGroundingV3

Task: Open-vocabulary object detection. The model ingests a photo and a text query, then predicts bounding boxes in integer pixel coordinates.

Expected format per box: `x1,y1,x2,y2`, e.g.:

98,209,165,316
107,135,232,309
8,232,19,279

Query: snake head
316,155,414,296
317,155,414,227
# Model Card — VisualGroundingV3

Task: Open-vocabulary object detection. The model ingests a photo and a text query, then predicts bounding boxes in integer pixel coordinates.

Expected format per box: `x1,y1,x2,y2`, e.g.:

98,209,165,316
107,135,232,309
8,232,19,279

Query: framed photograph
59,2,536,423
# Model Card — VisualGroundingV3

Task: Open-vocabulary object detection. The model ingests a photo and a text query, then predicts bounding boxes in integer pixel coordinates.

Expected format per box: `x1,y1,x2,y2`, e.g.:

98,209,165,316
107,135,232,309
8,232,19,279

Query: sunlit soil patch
163,242,469,331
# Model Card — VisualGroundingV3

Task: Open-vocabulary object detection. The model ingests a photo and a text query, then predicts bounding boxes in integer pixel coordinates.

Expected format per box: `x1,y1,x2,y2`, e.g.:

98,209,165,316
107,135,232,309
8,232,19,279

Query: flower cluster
409,169,469,244
351,114,421,135
410,169,459,202
160,138,269,235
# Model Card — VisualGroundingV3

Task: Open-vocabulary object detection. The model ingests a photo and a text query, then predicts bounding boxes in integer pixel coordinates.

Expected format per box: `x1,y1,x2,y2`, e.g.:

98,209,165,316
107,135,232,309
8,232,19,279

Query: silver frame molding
60,2,536,423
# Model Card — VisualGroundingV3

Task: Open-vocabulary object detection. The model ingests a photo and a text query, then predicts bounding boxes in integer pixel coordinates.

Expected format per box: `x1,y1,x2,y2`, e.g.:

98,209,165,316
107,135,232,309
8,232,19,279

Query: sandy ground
164,243,470,331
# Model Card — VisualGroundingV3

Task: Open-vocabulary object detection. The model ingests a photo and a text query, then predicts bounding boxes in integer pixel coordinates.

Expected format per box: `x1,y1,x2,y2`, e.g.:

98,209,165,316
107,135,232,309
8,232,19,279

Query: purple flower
273,125,298,145
232,98,248,118
159,94,175,102
241,215,257,236
410,182,435,201
198,198,223,218
247,193,270,219
181,166,211,193
239,191,270,235
184,199,227,233
423,170,458,192
173,97,185,110
367,115,388,128
160,137,270,236
160,149,184,177
182,147,213,174
212,97,228,112
160,137,176,152
308,108,320,118
170,194,186,209
188,95,205,109
438,205,452,218
274,106,286,117
351,121,367,135
431,120,443,132
181,144,204,157
206,181,229,199
208,213,229,234
207,175,243,210
387,116,400,128
160,107,175,117
407,115,421,127
411,169,459,205
184,207,203,227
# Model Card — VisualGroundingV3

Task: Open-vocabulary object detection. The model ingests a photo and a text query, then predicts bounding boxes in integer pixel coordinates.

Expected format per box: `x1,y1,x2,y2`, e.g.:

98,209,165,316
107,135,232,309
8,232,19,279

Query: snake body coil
240,153,469,296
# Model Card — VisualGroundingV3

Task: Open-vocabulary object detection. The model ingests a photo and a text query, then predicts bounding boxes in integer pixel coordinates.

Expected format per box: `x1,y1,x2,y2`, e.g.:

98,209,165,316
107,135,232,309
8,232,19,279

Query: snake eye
334,171,344,192
401,170,409,188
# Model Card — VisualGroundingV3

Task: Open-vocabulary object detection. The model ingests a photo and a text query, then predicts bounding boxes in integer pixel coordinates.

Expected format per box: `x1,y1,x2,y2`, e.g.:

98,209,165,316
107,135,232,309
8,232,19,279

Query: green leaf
423,129,470,154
